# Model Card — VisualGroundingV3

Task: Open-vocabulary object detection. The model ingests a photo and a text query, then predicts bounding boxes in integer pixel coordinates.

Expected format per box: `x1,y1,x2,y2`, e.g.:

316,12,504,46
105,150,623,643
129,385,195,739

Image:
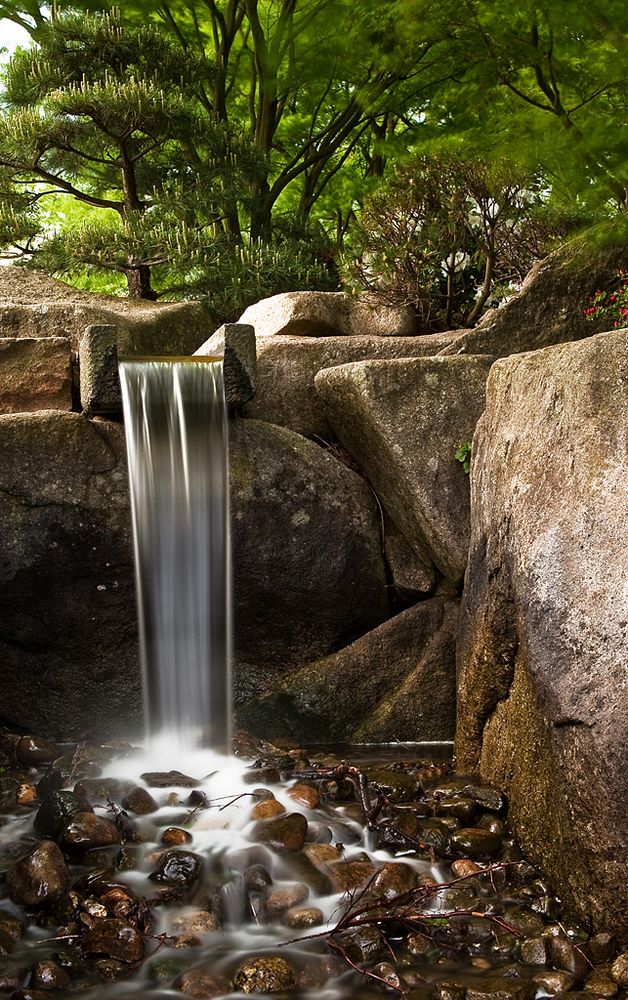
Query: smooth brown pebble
161,827,193,846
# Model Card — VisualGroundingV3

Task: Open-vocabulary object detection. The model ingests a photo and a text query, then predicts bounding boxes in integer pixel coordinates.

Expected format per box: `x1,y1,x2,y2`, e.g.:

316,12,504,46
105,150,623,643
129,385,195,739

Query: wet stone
465,976,536,1000
140,771,200,788
171,911,219,935
34,790,92,838
150,850,203,888
287,782,320,809
16,784,37,807
585,971,619,996
161,827,193,846
233,956,296,994
328,859,377,892
549,935,590,981
450,827,502,858
83,919,145,963
11,990,51,1000
243,768,281,785
0,960,23,992
30,959,71,990
588,935,615,965
244,864,272,891
416,818,451,853
610,953,628,986
251,799,286,820
7,841,71,906
338,925,386,962
173,963,227,997
434,797,477,822
451,858,482,878
303,843,342,866
0,912,24,943
121,787,159,815
0,929,14,958
366,768,421,802
432,981,466,1000
477,814,506,835
520,935,549,964
16,736,59,766
533,970,576,994
368,861,416,900
252,812,308,851
147,956,191,982
60,812,121,850
265,882,309,915
462,784,506,812
282,906,324,928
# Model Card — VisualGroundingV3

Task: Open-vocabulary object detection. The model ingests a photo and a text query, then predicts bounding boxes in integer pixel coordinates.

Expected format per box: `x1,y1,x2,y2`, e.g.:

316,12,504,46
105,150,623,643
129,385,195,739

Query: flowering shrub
583,270,628,327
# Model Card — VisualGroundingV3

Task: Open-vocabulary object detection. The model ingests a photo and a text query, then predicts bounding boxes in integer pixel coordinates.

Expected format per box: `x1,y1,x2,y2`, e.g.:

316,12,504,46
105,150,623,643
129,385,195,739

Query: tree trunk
126,266,157,300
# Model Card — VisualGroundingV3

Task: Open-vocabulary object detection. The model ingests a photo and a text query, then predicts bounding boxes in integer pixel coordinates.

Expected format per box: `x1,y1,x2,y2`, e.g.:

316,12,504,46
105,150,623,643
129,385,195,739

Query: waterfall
119,358,230,753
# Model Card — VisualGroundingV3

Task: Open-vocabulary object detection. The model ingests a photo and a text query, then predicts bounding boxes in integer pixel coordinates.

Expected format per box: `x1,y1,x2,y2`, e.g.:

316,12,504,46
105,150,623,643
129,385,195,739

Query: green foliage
455,441,472,475
583,269,628,329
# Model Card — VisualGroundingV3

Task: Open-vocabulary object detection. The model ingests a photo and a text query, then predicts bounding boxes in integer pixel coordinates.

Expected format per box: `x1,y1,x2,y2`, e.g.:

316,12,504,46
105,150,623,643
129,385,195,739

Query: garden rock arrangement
1,731,628,1000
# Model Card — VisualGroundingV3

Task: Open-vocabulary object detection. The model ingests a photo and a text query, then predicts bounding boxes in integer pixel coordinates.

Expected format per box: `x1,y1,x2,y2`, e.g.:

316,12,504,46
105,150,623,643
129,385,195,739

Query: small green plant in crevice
455,441,472,474
583,270,628,328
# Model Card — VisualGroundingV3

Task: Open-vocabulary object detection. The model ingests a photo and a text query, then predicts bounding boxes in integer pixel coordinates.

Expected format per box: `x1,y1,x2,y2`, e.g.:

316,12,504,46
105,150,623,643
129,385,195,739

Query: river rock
287,783,320,810
252,813,308,851
60,812,121,850
238,332,461,438
238,599,457,742
239,290,417,338
30,959,70,991
121,787,159,815
450,828,502,859
610,953,628,987
456,327,628,935
230,418,389,694
466,978,536,1000
0,264,208,355
233,955,296,993
533,971,576,995
161,827,193,846
173,964,227,997
7,841,70,906
0,411,140,738
282,906,324,928
439,234,626,359
315,354,494,582
251,798,286,820
34,790,91,838
83,919,144,963
265,883,309,915
16,736,59,766
149,851,203,888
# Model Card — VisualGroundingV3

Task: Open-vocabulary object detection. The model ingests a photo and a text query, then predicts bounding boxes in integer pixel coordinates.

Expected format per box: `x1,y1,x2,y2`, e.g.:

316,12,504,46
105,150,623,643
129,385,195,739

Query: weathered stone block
195,323,256,408
238,290,419,338
0,336,72,413
79,324,121,415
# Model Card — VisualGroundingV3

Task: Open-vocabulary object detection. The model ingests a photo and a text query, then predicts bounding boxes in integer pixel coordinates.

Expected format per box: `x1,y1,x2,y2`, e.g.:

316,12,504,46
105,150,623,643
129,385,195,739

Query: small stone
161,828,193,846
16,736,59,766
329,859,378,892
83,919,144,963
140,770,200,788
30,959,71,990
0,912,24,943
434,797,477,822
0,962,22,992
0,930,14,958
520,936,548,965
233,956,296,994
251,799,286,820
282,906,324,928
338,925,386,962
585,971,618,996
252,813,308,851
406,933,432,956
173,964,227,998
433,981,466,1000
303,843,342,866
171,911,219,935
121,787,159,815
462,784,506,812
451,859,482,878
367,861,416,900
465,976,536,1000
366,768,420,802
7,841,71,906
34,790,92,838
588,934,614,965
287,783,320,809
244,864,272,891
60,812,120,850
372,962,404,992
10,990,51,1000
549,934,590,981
16,784,37,807
148,956,191,982
450,828,502,858
243,768,281,785
265,883,309,916
610,953,628,987
533,970,576,994
149,850,203,888
476,814,506,835
90,958,126,980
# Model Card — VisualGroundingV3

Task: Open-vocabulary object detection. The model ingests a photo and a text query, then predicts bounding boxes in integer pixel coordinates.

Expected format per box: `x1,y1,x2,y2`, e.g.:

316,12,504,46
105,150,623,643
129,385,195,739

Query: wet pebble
450,827,502,858
434,796,477,822
588,935,615,965
549,934,590,981
173,963,227,997
303,843,342,866
451,858,482,878
140,771,200,788
233,955,296,993
0,913,24,944
252,812,308,851
585,970,619,996
60,812,121,850
171,910,219,935
265,882,309,915
7,841,71,906
34,790,92,838
161,827,193,846
287,782,320,809
533,970,576,994
610,952,628,986
466,975,536,1000
244,863,272,891
368,861,416,899
149,850,203,888
83,919,145,963
16,736,59,766
282,905,324,928
520,935,548,964
328,858,377,892
16,785,37,807
121,787,159,815
30,959,71,990
251,799,285,820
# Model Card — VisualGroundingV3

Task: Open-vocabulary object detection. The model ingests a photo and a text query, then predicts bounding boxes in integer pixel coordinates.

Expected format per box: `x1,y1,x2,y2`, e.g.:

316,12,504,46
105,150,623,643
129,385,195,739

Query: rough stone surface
0,411,140,738
383,514,435,598
239,290,419,338
229,418,389,698
235,332,460,438
6,841,70,906
456,327,628,936
194,323,257,408
79,324,121,416
316,355,494,583
237,599,458,743
0,337,72,413
0,265,210,355
440,235,627,359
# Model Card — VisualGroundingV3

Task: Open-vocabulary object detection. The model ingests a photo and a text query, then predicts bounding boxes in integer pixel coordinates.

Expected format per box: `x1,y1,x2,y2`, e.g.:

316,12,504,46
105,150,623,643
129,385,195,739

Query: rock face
456,327,628,935
230,418,389,698
237,599,458,742
194,322,257,408
0,337,73,413
239,332,460,438
239,290,418,338
0,411,140,738
440,235,627,359
0,265,210,355
315,355,494,584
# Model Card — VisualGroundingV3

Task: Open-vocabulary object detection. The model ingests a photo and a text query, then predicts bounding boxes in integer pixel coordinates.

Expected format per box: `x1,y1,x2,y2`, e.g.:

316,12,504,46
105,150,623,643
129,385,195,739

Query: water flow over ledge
119,357,230,753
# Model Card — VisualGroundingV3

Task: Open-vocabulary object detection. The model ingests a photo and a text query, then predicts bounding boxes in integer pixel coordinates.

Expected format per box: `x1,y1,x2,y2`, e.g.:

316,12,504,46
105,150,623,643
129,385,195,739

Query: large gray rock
0,266,210,356
0,411,140,738
456,327,628,936
0,337,72,413
194,322,257,408
237,332,460,438
315,355,494,585
79,325,120,415
440,235,627,359
239,290,418,338
230,418,390,695
236,598,458,742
